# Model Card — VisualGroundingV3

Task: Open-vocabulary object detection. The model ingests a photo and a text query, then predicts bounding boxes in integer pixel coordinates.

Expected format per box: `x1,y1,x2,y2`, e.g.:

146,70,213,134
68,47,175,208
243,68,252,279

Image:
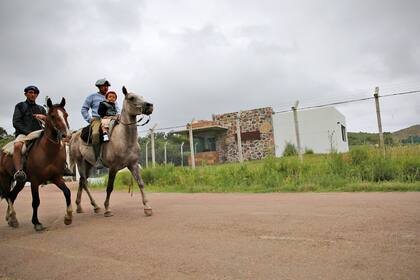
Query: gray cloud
0,0,419,135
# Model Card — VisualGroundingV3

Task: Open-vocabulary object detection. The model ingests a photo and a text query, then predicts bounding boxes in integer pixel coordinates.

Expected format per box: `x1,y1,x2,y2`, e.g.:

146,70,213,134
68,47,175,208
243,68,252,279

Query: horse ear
122,86,128,95
60,97,66,107
47,98,53,108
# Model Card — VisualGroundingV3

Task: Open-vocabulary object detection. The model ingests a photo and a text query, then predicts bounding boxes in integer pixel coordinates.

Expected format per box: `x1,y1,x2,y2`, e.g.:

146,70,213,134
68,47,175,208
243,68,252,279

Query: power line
139,89,420,130
138,124,186,134
274,89,420,114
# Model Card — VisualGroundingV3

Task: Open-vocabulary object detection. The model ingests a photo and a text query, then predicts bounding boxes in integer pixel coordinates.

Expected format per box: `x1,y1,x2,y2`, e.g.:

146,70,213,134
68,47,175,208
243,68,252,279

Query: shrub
283,142,297,157
350,146,369,165
304,148,314,155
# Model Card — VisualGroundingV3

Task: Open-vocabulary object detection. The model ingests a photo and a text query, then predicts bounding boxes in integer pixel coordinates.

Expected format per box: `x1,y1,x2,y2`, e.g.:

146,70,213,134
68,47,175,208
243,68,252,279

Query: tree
138,132,189,167
0,126,13,148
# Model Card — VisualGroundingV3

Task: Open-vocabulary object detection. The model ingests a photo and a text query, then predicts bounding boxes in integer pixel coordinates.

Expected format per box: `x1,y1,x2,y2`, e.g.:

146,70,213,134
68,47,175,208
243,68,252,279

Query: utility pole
150,124,157,167
145,141,149,168
164,141,168,165
292,101,303,161
374,87,385,156
236,111,244,163
180,142,185,167
188,120,195,169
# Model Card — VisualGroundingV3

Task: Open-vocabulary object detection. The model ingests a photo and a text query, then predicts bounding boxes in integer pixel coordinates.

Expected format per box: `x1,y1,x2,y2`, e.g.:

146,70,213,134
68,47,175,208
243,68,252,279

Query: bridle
118,102,151,126
45,108,67,144
119,115,151,126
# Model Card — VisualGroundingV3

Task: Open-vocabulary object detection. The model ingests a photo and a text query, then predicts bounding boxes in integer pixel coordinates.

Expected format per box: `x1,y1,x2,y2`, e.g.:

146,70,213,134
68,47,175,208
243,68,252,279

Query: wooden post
180,142,185,167
292,101,303,161
236,111,244,163
164,141,168,165
150,124,157,167
145,141,149,168
188,120,195,169
374,87,385,156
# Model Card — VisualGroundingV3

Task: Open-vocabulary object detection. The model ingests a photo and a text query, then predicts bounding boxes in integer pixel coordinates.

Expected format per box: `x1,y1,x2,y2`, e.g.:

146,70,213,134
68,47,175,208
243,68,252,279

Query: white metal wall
272,107,349,156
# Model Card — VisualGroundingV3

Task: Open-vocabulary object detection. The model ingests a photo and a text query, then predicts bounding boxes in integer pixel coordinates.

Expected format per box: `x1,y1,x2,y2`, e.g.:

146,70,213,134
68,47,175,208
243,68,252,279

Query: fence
137,86,420,168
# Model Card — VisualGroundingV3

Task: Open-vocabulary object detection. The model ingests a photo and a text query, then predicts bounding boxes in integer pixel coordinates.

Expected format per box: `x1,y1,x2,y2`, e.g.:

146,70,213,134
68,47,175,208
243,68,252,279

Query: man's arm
33,105,47,121
81,95,93,123
12,104,30,135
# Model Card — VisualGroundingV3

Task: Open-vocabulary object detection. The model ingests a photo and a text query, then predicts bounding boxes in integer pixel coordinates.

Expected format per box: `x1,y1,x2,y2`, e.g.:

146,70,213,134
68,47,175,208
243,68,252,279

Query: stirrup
14,170,27,183
95,158,104,169
63,166,75,177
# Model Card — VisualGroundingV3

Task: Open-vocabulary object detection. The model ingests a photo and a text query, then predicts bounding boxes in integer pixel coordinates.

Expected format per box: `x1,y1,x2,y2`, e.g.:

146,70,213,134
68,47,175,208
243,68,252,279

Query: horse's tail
68,131,78,174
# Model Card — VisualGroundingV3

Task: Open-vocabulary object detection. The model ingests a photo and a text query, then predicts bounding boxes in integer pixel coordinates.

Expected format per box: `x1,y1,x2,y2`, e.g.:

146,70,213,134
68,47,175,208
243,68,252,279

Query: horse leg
76,162,100,213
52,177,73,225
128,164,152,216
30,183,45,231
103,169,117,217
6,181,26,227
83,183,101,213
75,177,85,213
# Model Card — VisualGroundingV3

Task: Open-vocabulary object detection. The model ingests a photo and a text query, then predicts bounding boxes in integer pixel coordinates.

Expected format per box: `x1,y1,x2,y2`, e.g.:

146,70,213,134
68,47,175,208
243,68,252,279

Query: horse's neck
117,110,138,143
39,128,62,153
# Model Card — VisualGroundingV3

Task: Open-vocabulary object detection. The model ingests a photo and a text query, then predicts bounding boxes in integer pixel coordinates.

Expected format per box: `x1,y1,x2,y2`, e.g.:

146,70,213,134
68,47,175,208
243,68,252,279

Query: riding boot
93,144,104,169
13,145,27,183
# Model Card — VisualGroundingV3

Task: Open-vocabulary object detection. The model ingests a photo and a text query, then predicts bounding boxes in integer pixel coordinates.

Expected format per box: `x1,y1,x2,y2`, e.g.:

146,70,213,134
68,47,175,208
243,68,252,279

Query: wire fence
137,87,420,167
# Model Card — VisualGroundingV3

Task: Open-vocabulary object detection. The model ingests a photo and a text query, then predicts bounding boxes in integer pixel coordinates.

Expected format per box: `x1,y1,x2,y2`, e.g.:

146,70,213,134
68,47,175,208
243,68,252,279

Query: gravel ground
0,183,419,280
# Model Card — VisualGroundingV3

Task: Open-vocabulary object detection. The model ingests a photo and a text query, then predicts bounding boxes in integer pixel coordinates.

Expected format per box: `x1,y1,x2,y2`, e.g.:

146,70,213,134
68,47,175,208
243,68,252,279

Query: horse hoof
144,208,153,216
64,216,72,225
8,218,19,228
76,207,84,213
94,207,101,214
104,210,113,217
34,224,46,232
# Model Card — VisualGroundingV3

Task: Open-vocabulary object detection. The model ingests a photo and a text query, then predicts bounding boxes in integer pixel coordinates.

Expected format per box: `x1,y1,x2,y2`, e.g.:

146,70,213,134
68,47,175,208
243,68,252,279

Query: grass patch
90,145,420,193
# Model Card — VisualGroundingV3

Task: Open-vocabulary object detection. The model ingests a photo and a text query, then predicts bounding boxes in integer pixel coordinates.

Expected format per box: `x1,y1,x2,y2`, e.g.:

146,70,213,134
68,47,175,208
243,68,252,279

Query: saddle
80,120,117,145
80,125,103,145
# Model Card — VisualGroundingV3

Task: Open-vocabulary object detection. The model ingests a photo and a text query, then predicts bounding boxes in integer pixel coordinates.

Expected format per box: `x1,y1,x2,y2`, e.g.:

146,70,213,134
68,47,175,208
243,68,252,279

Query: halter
119,115,151,126
46,115,65,144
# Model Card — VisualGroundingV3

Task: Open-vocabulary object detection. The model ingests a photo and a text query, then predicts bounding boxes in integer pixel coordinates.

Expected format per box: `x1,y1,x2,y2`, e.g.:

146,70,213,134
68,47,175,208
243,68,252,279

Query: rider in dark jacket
11,85,74,182
12,86,46,182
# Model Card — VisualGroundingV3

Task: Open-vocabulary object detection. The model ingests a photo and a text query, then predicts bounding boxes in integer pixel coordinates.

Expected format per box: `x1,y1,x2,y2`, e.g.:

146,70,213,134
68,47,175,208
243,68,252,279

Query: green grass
91,145,420,193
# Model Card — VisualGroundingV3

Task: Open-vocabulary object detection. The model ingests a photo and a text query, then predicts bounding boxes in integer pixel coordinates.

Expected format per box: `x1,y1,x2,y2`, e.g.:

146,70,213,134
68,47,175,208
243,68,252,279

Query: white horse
69,86,153,217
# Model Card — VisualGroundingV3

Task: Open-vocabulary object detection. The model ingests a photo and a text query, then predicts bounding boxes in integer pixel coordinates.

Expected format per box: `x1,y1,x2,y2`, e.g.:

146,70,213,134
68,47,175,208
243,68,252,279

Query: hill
348,124,420,146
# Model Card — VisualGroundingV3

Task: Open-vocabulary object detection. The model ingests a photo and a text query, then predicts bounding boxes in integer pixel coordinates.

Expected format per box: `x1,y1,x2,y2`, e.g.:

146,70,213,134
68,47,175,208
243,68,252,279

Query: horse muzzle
143,103,153,115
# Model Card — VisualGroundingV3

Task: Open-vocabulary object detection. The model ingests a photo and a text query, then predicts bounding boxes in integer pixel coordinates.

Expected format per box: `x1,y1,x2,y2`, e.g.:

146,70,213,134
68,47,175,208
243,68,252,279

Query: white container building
272,107,349,156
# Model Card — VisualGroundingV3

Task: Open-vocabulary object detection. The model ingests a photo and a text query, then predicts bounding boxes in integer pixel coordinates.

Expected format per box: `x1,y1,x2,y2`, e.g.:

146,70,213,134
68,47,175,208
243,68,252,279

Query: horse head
46,97,71,140
122,86,154,117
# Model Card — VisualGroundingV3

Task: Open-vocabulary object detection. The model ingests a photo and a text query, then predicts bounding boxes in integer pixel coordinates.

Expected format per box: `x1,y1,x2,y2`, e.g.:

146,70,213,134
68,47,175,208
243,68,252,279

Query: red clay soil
0,183,419,280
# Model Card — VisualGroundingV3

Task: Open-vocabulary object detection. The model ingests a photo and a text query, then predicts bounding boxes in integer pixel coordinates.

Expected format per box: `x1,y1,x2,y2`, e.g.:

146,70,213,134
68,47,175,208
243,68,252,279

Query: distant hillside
348,124,420,146
392,124,420,142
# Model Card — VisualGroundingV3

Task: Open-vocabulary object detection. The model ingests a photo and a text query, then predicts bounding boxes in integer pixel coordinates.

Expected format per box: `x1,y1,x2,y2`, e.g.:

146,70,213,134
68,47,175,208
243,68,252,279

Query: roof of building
171,120,228,135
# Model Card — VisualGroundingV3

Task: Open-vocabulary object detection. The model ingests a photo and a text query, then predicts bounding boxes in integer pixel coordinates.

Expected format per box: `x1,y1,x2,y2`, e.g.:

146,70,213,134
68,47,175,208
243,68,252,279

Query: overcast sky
0,0,419,135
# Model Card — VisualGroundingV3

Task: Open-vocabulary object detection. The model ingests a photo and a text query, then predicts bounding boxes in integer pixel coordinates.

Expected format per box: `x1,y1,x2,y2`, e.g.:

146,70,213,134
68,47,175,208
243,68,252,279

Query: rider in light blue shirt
81,90,121,123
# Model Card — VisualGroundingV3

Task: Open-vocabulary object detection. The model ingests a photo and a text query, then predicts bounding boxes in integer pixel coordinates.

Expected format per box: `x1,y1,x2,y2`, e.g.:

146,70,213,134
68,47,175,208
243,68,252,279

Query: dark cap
24,85,40,94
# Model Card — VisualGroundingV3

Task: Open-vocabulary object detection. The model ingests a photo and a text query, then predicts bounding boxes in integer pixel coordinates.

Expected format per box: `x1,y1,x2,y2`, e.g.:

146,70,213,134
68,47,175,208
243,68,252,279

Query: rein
46,116,64,144
119,115,151,127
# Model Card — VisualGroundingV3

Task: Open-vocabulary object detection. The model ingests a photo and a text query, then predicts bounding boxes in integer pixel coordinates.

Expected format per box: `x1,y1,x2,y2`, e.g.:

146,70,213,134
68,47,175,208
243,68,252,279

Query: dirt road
0,185,419,279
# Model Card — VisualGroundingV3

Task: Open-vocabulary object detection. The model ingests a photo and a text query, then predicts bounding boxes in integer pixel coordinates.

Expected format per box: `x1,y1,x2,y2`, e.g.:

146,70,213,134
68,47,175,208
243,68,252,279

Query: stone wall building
213,107,275,163
175,106,348,166
178,107,275,166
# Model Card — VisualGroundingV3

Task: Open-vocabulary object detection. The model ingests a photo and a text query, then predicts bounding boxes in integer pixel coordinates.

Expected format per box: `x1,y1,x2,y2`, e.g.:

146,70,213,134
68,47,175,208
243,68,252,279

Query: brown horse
0,98,73,231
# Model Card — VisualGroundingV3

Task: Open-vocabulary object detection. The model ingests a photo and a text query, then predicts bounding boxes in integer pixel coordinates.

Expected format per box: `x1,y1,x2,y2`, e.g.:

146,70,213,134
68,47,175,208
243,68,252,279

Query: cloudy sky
0,0,419,135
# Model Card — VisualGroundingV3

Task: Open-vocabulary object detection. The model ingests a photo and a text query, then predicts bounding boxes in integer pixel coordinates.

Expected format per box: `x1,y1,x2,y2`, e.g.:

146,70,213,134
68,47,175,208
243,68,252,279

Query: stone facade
213,107,275,163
